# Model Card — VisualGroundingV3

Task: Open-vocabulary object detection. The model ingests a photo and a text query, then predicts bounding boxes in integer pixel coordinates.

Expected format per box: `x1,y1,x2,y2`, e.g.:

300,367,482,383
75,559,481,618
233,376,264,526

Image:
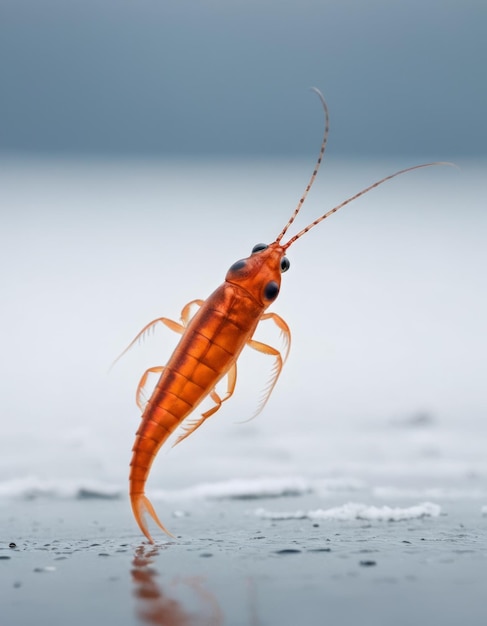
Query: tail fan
131,493,175,543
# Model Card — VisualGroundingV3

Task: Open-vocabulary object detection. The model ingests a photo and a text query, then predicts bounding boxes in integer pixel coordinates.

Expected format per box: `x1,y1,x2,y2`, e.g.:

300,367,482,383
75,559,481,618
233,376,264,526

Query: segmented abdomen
129,283,263,494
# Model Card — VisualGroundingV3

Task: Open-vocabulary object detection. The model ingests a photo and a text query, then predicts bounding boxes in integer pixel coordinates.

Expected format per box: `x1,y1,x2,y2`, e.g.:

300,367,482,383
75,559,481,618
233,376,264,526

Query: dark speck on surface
2,494,487,626
307,548,332,553
9,543,17,548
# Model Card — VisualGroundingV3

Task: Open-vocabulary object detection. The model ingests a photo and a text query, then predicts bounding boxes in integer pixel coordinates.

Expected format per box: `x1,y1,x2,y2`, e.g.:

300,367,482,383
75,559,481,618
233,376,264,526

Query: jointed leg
113,300,205,367
246,337,284,419
173,363,237,446
112,317,185,367
259,312,291,363
135,366,165,411
113,300,206,413
180,299,205,326
240,312,290,420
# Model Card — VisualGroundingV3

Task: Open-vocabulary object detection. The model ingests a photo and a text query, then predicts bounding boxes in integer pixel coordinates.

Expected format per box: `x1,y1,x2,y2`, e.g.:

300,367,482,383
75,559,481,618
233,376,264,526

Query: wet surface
1,497,487,625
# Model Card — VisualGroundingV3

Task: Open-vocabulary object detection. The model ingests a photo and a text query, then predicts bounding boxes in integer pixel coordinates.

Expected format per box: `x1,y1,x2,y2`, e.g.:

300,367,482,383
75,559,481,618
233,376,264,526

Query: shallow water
1,498,487,626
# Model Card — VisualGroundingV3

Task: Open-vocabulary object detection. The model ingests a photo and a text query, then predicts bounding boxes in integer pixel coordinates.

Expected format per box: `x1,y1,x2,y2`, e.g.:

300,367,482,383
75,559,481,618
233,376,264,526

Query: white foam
151,476,364,501
254,501,441,522
151,477,313,501
0,475,364,502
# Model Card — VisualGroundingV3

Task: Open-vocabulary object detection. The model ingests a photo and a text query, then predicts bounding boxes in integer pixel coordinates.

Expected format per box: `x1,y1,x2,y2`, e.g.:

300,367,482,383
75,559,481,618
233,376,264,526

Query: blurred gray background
1,0,485,160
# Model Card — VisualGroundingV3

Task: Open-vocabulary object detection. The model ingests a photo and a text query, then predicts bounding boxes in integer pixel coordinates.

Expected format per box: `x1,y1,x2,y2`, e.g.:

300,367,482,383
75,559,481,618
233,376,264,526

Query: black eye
280,257,290,273
263,281,279,301
229,259,246,272
252,243,268,254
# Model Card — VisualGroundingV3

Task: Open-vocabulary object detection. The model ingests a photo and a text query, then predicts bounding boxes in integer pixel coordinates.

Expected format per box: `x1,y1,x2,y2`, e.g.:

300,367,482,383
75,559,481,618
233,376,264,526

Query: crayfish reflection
131,545,223,626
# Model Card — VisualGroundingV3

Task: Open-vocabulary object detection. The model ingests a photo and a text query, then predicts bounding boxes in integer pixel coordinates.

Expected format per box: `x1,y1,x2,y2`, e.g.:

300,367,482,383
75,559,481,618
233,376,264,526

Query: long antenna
276,88,330,243
282,162,453,250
